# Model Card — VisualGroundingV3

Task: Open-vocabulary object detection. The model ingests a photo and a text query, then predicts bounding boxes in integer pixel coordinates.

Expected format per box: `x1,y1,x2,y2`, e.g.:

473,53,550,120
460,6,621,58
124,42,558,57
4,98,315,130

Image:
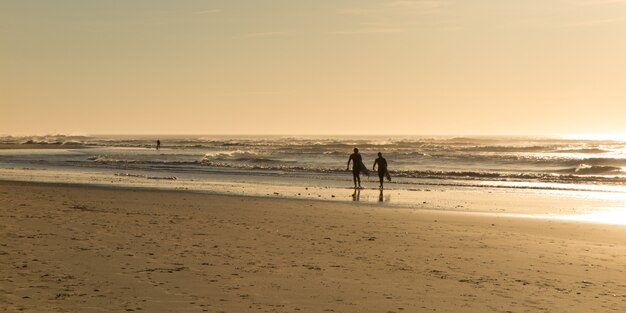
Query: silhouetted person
347,148,364,188
373,152,389,189
156,139,161,151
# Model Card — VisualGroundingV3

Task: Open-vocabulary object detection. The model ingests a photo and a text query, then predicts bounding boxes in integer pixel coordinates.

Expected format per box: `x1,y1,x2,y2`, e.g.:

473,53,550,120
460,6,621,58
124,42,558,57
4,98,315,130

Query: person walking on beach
156,139,161,151
347,148,365,188
373,152,390,189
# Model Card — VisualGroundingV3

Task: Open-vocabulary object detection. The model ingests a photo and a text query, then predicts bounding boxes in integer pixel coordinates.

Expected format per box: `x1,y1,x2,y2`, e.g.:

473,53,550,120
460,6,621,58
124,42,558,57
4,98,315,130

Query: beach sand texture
1,181,625,312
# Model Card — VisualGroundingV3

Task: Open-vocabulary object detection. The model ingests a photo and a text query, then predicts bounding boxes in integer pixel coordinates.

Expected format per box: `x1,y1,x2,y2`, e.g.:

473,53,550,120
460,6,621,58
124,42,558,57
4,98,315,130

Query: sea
2,134,626,224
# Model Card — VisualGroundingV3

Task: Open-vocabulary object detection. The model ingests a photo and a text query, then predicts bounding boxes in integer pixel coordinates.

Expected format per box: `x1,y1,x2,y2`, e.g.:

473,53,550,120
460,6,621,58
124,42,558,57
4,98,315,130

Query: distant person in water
347,148,365,188
373,152,391,189
156,139,161,151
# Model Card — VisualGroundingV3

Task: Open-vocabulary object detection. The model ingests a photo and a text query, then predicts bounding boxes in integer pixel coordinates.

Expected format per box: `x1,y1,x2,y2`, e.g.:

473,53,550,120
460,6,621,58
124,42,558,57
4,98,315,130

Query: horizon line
0,132,616,139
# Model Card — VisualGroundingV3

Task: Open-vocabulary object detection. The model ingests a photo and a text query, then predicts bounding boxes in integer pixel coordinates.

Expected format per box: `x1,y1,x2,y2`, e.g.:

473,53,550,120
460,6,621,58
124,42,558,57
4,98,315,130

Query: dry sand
1,181,625,312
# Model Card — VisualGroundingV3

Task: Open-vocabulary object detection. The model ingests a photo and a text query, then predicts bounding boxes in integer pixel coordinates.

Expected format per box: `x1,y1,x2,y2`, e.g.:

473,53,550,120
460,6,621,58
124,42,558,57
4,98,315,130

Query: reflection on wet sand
379,189,392,203
546,206,626,225
352,188,360,201
350,188,392,203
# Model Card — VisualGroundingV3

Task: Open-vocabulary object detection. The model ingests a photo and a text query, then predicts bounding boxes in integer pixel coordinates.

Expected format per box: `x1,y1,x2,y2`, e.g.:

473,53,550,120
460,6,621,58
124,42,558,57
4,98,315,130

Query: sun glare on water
564,134,626,141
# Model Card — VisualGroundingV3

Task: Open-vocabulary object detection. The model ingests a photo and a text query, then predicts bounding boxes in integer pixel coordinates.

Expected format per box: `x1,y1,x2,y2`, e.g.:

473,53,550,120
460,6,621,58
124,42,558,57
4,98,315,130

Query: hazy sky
2,0,626,136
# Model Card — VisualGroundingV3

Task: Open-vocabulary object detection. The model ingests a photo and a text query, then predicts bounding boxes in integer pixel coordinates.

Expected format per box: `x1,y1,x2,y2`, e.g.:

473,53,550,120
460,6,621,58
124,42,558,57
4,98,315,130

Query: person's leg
379,174,384,189
356,174,361,187
353,173,357,187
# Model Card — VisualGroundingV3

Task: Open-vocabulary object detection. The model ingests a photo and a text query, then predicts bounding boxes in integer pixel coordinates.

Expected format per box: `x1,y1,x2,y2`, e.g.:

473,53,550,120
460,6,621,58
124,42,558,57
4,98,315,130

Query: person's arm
347,155,352,170
373,159,378,171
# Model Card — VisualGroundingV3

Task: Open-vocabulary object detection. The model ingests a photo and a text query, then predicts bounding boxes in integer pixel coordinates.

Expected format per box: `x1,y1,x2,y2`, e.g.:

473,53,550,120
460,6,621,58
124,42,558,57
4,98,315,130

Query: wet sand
1,180,625,312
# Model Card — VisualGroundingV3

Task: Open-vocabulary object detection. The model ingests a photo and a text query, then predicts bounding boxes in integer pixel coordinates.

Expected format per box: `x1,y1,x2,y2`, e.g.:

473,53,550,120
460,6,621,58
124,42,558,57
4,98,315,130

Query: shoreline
2,174,626,226
1,180,625,312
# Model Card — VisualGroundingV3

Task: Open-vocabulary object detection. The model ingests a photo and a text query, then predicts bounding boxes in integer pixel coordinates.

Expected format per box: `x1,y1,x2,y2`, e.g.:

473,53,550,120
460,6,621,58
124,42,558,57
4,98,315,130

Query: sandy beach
0,180,624,312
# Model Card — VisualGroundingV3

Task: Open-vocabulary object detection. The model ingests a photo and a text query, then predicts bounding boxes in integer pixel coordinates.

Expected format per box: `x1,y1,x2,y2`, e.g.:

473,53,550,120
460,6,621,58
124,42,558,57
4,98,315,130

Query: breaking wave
88,155,200,166
558,164,625,175
6,135,626,188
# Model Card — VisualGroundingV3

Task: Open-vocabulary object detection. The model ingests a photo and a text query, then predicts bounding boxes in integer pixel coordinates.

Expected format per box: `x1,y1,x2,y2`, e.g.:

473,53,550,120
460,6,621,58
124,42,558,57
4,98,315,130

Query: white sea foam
4,135,626,189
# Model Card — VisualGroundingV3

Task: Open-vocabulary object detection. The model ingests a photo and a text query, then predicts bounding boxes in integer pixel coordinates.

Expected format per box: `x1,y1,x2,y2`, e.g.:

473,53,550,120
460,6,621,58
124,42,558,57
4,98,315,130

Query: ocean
3,134,626,189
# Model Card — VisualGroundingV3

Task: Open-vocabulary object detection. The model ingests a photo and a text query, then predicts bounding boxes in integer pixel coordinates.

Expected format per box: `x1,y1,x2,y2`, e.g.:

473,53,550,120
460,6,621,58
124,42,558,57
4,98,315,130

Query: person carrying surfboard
347,148,367,188
373,152,391,189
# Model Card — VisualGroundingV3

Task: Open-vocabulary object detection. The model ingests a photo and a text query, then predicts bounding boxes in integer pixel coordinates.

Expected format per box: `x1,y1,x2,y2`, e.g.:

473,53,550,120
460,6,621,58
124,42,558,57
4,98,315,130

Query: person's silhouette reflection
352,187,361,201
379,189,384,202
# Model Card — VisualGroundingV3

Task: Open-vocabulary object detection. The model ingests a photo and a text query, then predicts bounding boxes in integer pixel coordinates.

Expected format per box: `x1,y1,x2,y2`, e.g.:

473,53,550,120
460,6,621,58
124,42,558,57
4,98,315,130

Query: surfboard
359,162,370,177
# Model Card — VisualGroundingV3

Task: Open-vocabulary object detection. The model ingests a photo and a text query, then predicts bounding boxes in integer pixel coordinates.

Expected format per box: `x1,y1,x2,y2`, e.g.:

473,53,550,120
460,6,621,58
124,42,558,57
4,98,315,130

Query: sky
2,0,626,136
